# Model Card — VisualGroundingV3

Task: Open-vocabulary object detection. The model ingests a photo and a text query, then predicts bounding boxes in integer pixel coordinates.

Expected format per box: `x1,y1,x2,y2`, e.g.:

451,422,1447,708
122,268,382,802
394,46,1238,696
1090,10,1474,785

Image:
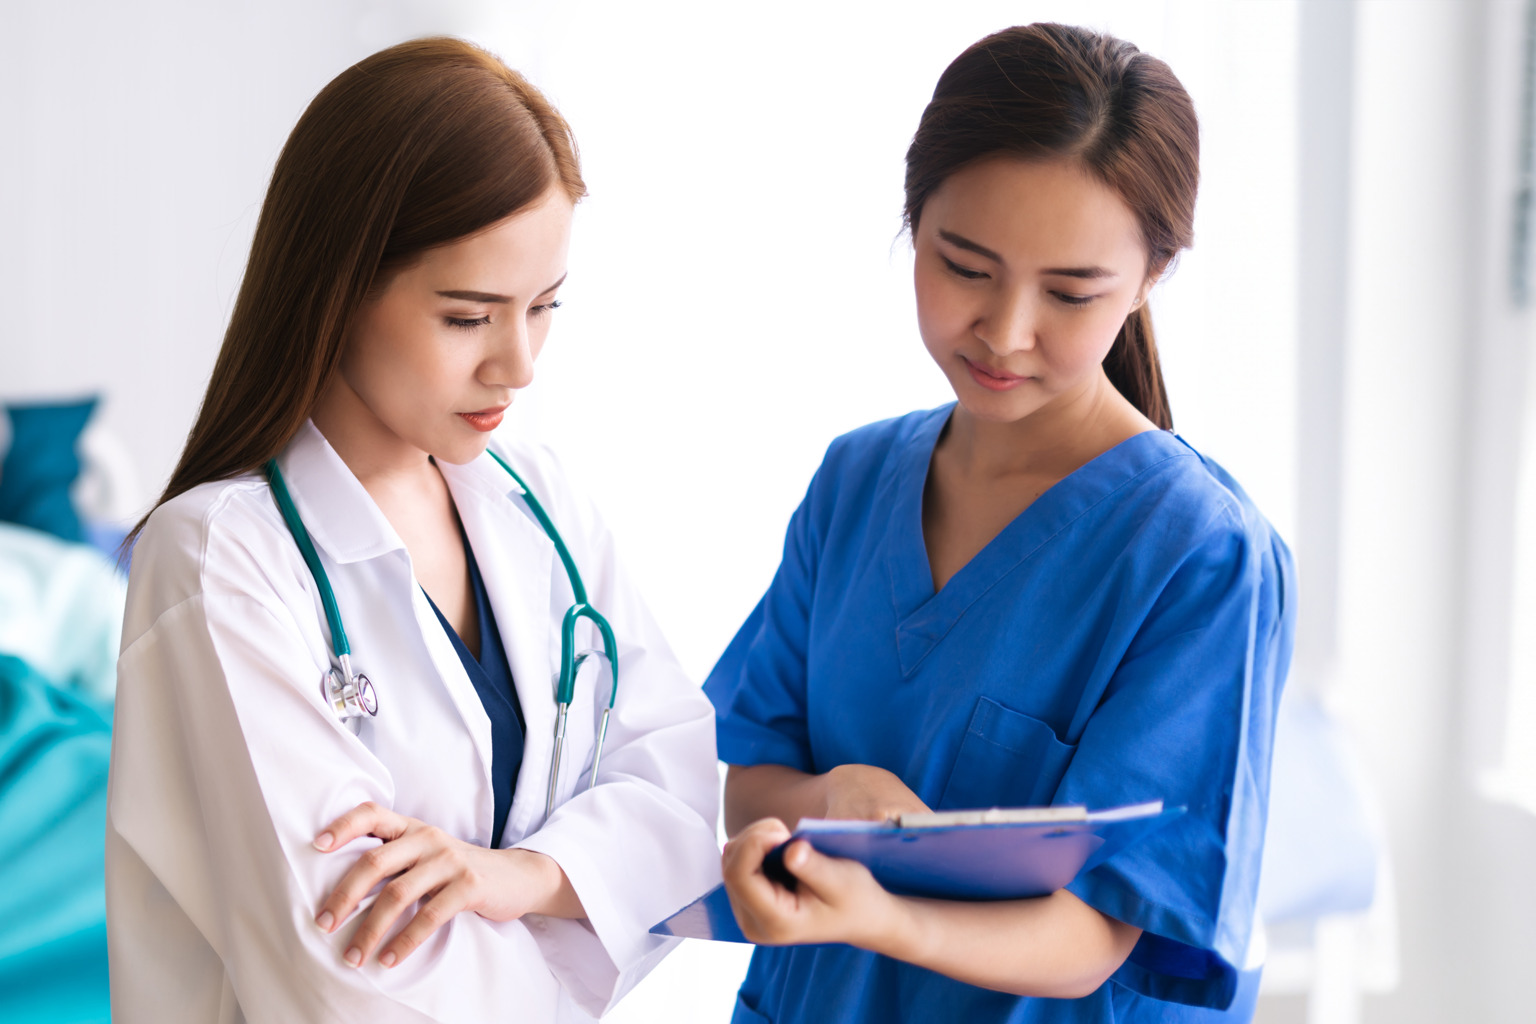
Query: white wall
0,0,480,502
1320,2,1536,1022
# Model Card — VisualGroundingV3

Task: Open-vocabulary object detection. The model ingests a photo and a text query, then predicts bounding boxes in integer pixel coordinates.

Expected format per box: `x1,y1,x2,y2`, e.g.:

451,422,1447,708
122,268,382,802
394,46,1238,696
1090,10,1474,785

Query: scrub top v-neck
424,529,525,851
706,404,1294,1023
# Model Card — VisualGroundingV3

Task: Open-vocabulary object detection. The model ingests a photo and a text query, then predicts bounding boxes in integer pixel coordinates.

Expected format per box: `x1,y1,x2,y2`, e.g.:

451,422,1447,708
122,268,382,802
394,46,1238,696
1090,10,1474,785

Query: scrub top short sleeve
712,470,829,773
1060,502,1293,1008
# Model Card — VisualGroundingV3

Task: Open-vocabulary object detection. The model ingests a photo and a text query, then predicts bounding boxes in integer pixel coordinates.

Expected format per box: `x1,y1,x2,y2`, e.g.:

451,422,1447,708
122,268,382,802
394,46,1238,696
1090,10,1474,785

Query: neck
944,369,1146,479
310,376,436,497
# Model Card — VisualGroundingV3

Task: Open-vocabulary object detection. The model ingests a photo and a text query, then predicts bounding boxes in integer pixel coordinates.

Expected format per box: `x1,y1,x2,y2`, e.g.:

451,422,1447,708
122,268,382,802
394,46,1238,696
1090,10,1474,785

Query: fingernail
380,951,397,968
315,911,334,932
344,947,362,967
314,832,334,852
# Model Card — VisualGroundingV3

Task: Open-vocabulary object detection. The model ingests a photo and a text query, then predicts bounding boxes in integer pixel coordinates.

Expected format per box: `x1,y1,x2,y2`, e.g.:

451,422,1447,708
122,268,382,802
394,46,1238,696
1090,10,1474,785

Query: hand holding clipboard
653,801,1182,942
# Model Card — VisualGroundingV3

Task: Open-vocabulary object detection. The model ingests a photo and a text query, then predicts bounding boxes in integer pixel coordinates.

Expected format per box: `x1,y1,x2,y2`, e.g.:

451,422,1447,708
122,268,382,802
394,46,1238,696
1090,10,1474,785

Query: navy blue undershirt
423,529,525,850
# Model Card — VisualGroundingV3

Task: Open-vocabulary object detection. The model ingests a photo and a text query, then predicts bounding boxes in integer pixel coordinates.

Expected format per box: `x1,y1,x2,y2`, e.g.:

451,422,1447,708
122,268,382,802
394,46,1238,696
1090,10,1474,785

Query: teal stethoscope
263,452,619,817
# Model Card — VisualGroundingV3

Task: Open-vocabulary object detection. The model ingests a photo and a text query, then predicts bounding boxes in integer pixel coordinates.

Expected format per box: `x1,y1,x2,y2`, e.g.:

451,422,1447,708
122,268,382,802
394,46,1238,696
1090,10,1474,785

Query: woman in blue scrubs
707,23,1292,1024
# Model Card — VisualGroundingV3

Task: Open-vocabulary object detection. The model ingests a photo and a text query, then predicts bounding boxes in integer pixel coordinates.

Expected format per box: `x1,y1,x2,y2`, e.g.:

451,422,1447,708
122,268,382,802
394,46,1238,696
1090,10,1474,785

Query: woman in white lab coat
106,38,720,1022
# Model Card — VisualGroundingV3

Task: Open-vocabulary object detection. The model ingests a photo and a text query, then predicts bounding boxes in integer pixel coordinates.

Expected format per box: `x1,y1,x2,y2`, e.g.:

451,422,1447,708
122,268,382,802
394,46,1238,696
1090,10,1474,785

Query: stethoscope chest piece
323,654,378,721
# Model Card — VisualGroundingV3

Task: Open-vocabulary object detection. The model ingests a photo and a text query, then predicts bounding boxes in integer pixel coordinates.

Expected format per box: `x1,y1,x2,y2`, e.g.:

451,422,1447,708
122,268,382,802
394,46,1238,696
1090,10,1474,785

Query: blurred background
0,0,1532,1021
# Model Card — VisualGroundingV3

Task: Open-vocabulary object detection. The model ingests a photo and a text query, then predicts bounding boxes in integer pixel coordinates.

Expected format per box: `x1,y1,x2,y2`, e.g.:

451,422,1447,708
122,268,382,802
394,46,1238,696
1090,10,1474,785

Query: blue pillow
0,399,98,544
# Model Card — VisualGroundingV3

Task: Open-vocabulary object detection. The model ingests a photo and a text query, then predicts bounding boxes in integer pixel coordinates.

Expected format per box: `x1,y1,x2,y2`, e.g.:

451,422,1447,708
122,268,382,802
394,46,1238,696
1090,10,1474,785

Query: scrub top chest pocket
938,696,1078,811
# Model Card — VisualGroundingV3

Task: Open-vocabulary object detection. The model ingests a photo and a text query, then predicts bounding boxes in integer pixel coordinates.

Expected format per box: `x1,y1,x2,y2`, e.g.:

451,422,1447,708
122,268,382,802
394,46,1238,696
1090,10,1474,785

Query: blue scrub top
424,529,525,851
706,405,1294,1024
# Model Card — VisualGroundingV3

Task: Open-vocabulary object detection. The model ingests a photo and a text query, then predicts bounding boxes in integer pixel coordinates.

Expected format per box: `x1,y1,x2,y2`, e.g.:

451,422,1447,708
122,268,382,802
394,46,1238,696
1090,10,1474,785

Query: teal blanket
0,653,111,1023
0,523,124,704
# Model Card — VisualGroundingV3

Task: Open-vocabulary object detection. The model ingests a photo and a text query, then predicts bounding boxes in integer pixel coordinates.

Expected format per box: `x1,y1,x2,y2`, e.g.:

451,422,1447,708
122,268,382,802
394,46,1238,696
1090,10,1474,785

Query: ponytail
1103,304,1172,430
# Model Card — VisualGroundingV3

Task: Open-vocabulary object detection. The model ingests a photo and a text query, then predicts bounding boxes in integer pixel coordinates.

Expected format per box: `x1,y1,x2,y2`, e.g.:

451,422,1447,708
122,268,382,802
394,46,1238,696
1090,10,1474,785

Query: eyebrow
938,230,1003,263
1041,265,1119,280
435,273,568,304
436,289,510,303
937,230,1119,280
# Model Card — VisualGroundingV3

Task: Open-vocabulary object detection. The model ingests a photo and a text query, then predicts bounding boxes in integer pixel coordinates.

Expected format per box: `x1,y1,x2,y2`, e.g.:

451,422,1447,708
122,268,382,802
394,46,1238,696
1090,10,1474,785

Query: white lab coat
106,422,721,1023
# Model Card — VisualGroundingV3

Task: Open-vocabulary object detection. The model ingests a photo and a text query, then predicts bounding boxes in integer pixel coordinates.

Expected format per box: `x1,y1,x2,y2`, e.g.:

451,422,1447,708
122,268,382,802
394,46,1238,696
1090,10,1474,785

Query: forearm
871,889,1141,999
724,763,830,836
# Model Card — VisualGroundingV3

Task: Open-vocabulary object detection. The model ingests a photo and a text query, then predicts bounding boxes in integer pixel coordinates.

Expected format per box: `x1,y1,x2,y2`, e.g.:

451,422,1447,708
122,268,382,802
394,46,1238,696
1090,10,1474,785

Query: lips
458,407,507,432
962,357,1031,392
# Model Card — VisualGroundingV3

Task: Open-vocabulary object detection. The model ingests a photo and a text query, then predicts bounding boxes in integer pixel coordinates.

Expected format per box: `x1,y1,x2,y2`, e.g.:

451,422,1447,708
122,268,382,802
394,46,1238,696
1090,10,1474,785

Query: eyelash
941,255,1097,308
941,255,988,280
444,300,562,330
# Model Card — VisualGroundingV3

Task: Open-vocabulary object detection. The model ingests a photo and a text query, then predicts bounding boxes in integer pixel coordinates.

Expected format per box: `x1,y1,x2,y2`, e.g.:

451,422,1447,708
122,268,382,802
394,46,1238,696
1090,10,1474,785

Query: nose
482,317,536,390
973,288,1036,355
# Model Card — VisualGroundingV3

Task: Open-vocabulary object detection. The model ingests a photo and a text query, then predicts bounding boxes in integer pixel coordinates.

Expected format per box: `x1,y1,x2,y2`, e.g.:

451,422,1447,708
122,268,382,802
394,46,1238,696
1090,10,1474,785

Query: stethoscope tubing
264,452,620,823
264,461,353,659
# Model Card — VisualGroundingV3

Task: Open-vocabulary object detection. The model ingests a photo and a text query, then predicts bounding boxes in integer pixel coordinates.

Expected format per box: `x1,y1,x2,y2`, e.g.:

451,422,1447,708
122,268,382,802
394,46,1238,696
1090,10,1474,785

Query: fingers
338,844,466,967
722,819,803,944
376,880,475,967
780,840,901,951
314,825,446,938
721,819,896,948
314,801,407,853
722,818,792,886
782,839,866,900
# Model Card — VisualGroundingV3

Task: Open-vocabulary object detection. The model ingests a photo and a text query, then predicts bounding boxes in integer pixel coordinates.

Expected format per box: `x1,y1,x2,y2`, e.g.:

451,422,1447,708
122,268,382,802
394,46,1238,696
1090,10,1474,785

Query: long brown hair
904,23,1199,429
129,37,584,546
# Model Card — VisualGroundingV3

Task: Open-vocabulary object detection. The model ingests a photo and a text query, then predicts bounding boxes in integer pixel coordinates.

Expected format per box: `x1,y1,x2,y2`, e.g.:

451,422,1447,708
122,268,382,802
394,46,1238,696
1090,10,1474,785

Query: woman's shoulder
822,405,948,468
1133,434,1277,540
1115,432,1292,593
799,405,949,502
124,473,301,645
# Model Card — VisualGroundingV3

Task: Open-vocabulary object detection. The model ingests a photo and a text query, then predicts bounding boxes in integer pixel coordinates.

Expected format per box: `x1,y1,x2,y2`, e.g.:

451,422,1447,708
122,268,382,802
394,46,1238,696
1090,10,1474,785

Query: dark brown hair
904,23,1198,429
129,37,584,546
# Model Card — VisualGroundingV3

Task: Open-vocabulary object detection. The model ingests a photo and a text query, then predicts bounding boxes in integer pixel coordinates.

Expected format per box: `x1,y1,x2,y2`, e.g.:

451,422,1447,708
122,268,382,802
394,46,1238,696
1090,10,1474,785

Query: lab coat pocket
938,696,1078,810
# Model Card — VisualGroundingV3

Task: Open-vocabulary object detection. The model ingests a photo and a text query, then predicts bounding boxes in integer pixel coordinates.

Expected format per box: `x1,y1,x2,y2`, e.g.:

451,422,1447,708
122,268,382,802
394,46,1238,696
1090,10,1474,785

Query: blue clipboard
651,801,1182,943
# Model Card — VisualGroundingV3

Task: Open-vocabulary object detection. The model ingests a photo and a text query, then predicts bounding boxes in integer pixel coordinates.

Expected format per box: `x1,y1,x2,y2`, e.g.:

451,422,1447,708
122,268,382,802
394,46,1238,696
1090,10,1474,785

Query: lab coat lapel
439,452,560,843
276,423,499,838
408,583,501,840
276,421,403,566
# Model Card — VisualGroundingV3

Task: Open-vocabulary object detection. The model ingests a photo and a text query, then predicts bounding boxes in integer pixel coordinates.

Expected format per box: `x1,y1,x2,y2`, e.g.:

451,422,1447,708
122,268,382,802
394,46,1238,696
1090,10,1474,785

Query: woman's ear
1132,266,1165,311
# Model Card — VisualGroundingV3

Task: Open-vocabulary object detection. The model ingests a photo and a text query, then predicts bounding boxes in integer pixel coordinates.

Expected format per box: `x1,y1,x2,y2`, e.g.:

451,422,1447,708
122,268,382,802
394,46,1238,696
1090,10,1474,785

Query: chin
430,434,493,466
952,384,1048,426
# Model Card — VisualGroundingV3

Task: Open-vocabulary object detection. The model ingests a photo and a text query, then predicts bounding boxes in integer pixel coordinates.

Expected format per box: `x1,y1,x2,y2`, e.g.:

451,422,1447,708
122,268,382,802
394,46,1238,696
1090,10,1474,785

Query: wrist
818,765,844,818
504,848,562,915
506,847,586,920
858,891,927,962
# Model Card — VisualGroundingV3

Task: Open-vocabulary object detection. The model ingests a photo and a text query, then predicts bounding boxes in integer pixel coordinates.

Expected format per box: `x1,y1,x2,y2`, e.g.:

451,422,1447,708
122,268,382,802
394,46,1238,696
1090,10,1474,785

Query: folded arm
311,802,585,968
